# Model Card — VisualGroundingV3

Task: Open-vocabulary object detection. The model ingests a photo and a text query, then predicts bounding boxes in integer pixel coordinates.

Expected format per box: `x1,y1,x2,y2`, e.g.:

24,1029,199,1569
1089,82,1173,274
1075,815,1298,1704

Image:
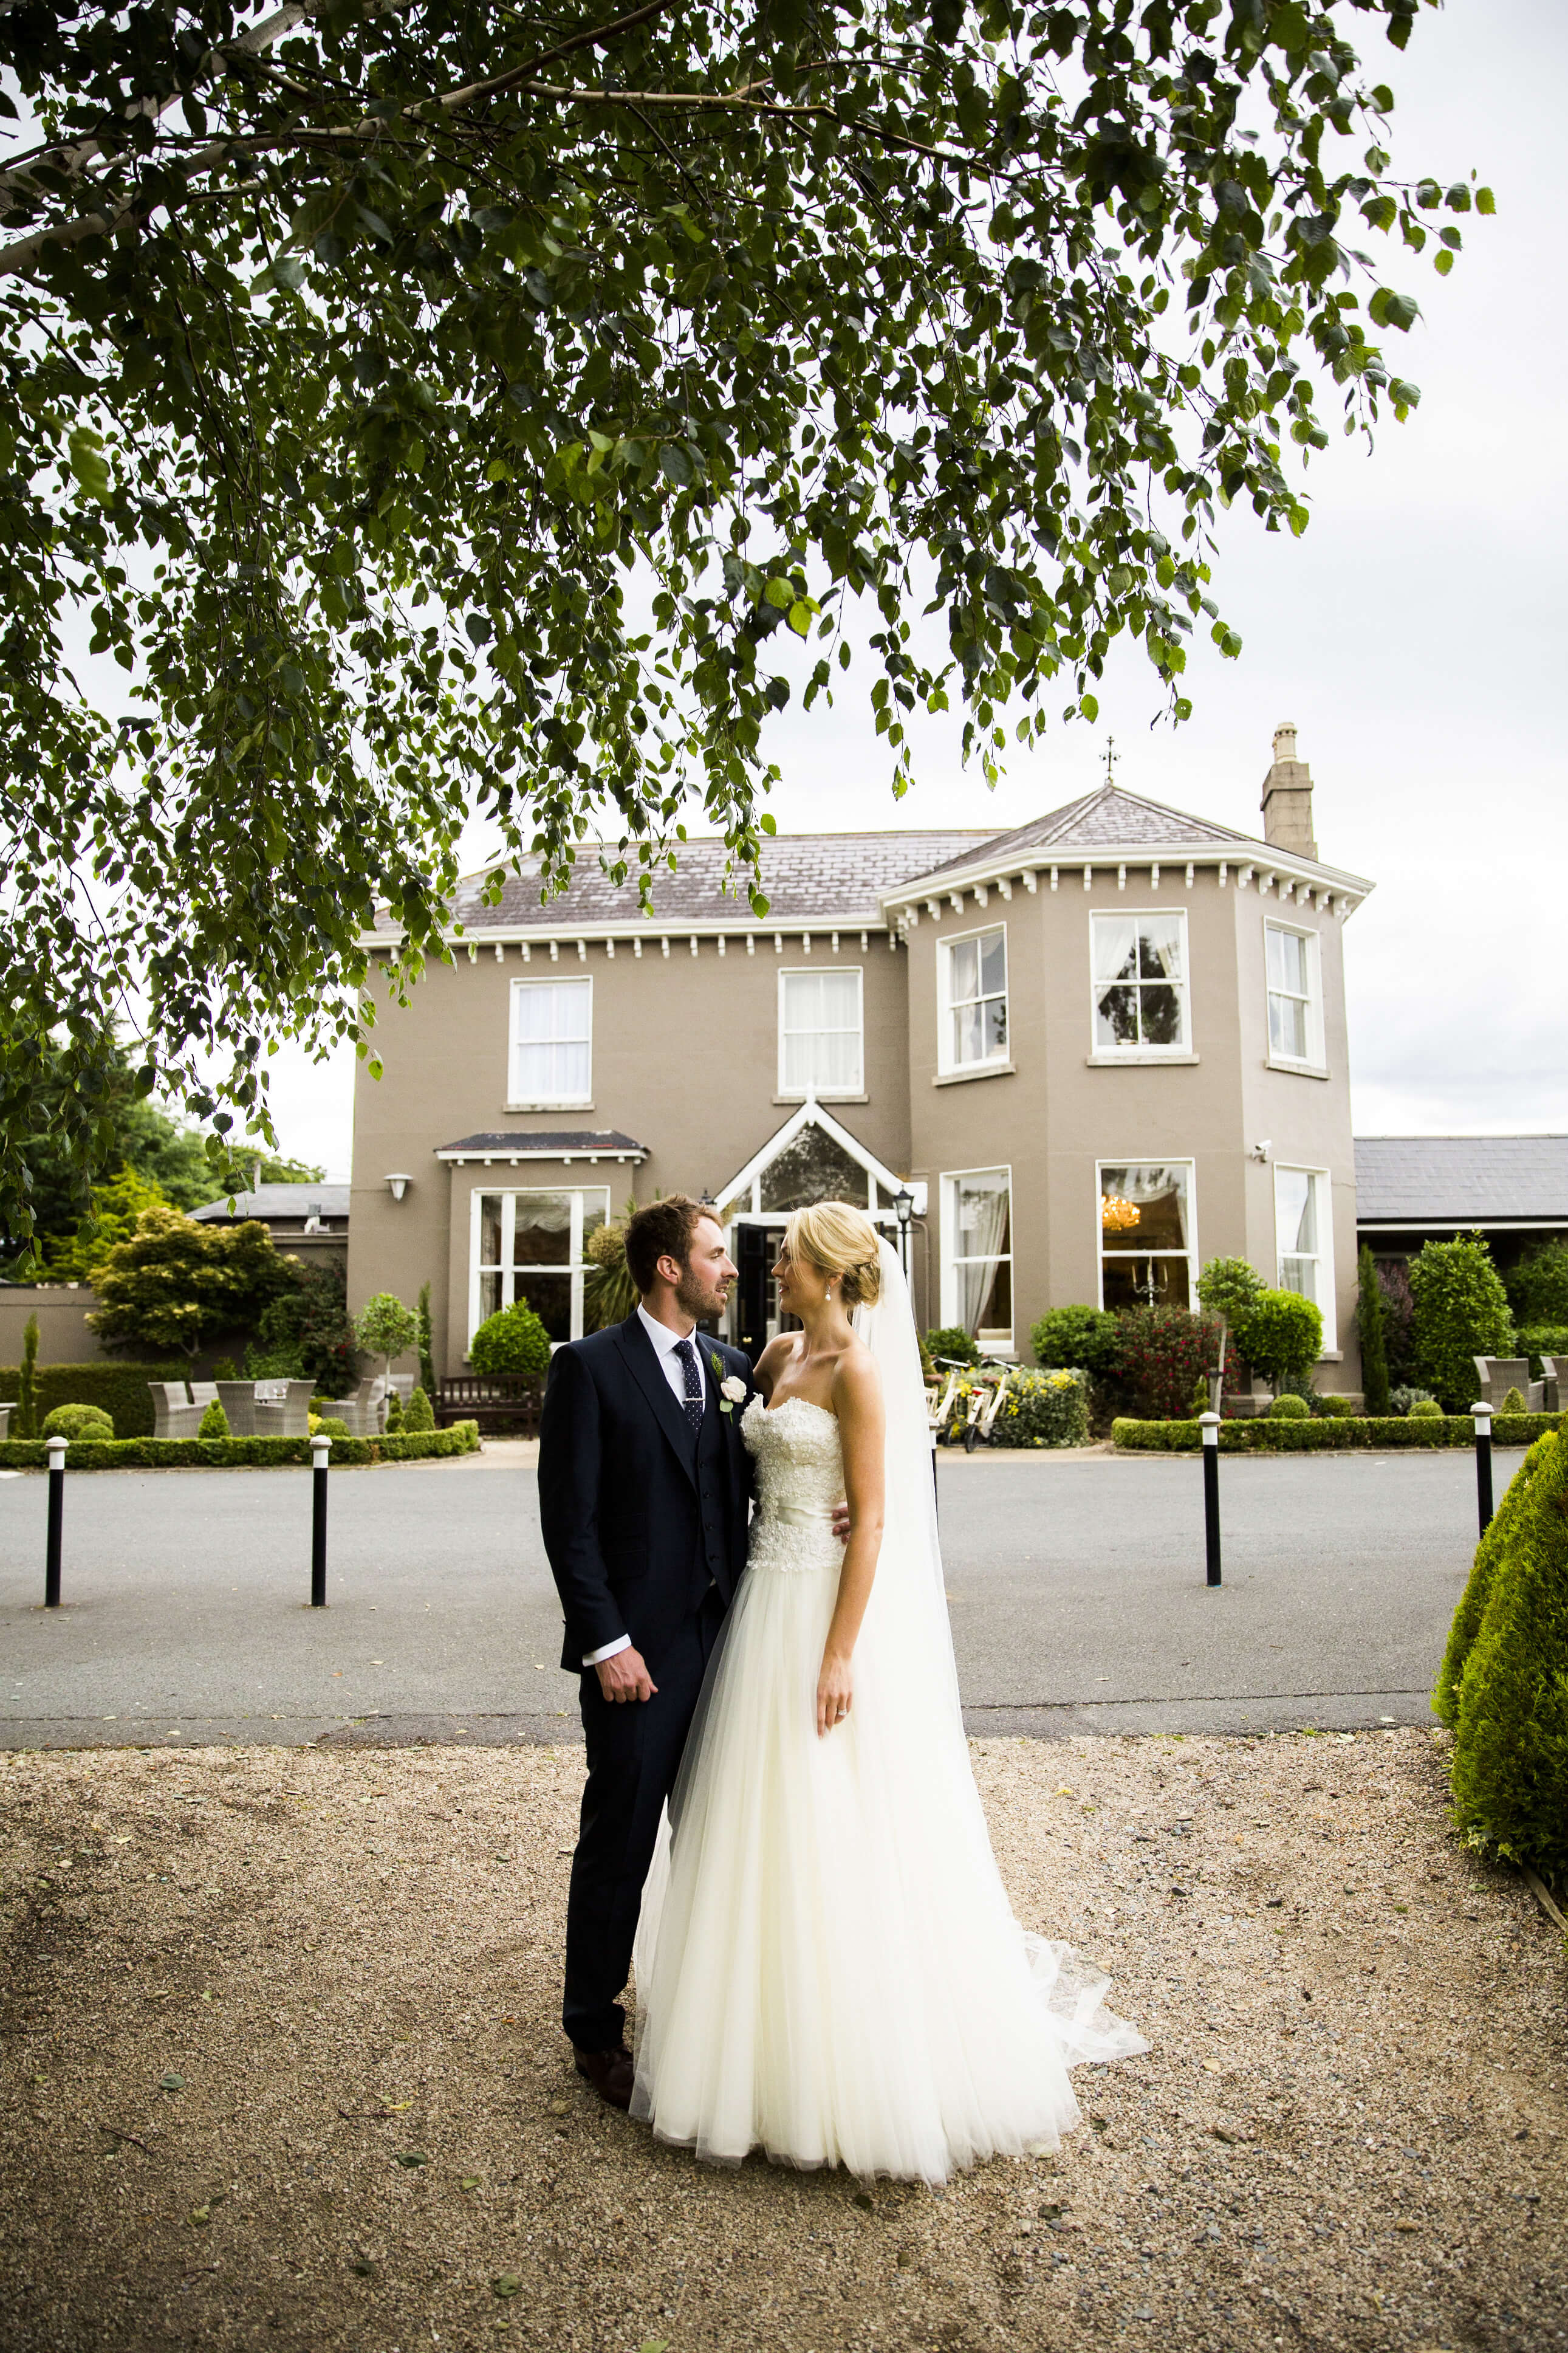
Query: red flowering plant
1110,1308,1242,1422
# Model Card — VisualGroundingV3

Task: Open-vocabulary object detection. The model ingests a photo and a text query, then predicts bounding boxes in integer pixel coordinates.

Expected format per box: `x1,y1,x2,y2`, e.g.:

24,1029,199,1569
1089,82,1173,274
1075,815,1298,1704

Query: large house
349,726,1374,1395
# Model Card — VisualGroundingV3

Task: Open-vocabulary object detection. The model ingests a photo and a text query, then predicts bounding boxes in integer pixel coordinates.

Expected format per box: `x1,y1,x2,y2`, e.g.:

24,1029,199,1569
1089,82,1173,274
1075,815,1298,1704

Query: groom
538,1195,756,2109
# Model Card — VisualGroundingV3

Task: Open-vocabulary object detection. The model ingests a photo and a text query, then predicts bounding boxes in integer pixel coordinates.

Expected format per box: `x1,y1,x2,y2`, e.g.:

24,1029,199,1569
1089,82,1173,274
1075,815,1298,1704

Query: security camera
1250,1139,1272,1163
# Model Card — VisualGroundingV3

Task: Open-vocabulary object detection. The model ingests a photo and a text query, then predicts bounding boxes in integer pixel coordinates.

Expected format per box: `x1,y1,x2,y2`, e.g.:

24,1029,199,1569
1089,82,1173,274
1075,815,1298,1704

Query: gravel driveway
2,1730,1562,2352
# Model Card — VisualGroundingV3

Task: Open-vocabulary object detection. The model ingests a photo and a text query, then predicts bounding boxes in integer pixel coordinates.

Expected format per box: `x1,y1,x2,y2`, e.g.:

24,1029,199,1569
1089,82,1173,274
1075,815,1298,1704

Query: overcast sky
265,0,1564,1178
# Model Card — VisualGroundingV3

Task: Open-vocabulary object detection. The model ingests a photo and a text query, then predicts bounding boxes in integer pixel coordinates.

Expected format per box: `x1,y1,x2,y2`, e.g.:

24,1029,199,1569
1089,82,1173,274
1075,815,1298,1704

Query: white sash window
1274,1165,1335,1350
1265,922,1324,1068
779,967,864,1097
510,978,592,1107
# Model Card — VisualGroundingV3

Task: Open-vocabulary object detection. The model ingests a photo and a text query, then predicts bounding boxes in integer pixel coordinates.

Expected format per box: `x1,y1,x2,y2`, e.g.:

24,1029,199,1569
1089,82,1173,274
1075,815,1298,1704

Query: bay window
939,927,1008,1074
1091,911,1190,1054
1265,922,1324,1068
1274,1165,1335,1350
1097,1160,1196,1310
470,1187,609,1348
941,1167,1013,1350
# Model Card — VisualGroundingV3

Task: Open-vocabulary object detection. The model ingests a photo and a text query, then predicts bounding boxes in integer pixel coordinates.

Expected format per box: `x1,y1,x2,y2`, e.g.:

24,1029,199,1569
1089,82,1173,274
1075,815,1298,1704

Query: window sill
773,1092,869,1106
1084,1051,1199,1068
1265,1057,1330,1080
933,1061,1015,1087
1318,1348,1343,1362
504,1101,596,1113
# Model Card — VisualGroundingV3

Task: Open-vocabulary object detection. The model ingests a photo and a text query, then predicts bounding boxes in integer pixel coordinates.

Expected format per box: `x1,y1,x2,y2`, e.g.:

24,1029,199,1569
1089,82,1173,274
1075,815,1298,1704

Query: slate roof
374,830,995,936
191,1184,349,1222
434,1130,647,1159
1354,1136,1568,1225
905,783,1261,886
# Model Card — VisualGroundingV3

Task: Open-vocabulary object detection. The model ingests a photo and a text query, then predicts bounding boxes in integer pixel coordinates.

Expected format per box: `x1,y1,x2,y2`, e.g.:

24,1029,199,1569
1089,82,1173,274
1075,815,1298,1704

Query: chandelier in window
1100,1192,1141,1232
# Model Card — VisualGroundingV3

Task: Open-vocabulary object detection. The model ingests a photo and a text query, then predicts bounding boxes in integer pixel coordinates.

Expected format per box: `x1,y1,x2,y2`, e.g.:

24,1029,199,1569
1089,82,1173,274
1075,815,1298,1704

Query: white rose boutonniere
711,1353,748,1415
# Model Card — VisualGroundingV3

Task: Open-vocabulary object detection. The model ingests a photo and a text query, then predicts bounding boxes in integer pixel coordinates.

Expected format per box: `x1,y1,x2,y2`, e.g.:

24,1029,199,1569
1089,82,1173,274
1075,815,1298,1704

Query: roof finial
1103,735,1118,789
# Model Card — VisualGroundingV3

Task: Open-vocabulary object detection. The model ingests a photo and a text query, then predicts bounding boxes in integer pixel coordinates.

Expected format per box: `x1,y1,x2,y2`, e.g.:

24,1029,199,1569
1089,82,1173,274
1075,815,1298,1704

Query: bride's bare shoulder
830,1336,882,1415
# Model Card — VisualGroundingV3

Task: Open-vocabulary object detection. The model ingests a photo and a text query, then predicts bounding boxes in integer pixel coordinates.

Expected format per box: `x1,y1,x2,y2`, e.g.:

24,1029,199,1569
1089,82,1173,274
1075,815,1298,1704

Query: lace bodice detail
742,1395,845,1575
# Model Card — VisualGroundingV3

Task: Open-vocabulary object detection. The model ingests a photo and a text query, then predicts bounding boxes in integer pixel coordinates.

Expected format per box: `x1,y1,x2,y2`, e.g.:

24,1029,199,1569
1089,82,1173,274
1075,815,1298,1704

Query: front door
734,1223,788,1365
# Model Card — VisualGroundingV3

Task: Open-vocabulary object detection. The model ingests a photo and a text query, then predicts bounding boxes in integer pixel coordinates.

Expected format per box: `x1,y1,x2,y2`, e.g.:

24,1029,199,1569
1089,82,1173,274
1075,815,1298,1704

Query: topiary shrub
1446,1424,1568,1886
1500,1385,1529,1415
468,1299,552,1381
385,1387,404,1432
1433,1433,1554,1726
198,1399,230,1438
1408,1396,1443,1420
1408,1231,1513,1411
1313,1392,1358,1418
1234,1287,1323,1390
308,1414,351,1439
1357,1245,1391,1417
404,1385,435,1434
1267,1391,1310,1420
925,1327,980,1367
1389,1384,1435,1417
1375,1256,1416,1387
15,1313,39,1439
41,1401,115,1441
1030,1305,1120,1378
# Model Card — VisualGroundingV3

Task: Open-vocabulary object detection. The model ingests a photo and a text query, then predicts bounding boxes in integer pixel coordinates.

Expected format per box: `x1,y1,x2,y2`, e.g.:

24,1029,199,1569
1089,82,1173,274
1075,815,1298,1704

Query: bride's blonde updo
786,1200,884,1308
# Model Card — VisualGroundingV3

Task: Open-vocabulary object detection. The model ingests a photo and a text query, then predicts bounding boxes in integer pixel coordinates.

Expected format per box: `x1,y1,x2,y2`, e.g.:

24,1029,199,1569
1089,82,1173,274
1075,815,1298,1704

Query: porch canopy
714,1098,924,1226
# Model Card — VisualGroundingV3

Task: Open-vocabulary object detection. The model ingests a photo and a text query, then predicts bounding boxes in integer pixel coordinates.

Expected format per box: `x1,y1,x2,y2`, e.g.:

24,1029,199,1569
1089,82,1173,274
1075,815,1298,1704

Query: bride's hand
817,1649,853,1738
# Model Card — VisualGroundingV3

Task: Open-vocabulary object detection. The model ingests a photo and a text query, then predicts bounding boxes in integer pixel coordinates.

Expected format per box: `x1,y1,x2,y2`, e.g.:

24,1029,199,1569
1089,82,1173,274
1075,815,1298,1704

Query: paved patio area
0,1446,1514,1748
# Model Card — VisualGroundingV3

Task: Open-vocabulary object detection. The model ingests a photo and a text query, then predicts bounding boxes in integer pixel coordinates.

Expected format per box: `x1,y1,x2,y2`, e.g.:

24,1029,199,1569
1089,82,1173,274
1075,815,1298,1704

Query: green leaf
67,428,111,504
492,2275,522,2298
1476,186,1496,215
392,2150,427,2169
159,2072,185,2092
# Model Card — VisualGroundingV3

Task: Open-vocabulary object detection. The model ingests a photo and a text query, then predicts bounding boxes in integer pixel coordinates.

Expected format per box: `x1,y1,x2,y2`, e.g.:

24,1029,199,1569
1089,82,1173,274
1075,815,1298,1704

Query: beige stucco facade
348,738,1373,1392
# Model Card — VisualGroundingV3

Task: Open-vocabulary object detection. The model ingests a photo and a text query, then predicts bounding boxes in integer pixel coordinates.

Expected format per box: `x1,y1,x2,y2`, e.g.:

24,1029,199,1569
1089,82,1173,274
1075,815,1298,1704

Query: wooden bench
436,1376,543,1435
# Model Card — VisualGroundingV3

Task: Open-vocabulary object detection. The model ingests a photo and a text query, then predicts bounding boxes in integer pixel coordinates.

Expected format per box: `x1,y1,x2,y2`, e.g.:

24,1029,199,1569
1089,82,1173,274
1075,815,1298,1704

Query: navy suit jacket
538,1313,756,1674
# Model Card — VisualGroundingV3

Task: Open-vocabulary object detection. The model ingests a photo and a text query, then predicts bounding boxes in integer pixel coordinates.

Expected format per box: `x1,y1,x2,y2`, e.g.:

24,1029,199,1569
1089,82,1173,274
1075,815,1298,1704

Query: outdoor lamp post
893,1187,914,1279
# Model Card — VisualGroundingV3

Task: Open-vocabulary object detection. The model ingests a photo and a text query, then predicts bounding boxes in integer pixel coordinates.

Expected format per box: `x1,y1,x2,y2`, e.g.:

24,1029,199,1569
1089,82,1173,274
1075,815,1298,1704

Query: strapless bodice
742,1394,844,1574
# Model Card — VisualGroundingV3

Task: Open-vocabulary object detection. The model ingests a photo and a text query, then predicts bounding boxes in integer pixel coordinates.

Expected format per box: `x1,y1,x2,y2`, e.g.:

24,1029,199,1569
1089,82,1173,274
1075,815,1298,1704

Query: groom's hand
831,1502,851,1547
595,1646,657,1704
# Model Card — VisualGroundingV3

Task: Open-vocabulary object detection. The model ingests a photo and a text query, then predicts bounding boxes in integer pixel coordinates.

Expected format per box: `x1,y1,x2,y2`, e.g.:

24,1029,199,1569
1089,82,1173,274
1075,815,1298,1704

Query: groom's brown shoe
573,2043,634,2111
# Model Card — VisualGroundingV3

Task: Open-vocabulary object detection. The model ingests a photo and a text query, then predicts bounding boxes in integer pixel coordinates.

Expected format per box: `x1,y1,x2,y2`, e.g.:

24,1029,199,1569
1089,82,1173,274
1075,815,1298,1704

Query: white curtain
955,1173,1010,1334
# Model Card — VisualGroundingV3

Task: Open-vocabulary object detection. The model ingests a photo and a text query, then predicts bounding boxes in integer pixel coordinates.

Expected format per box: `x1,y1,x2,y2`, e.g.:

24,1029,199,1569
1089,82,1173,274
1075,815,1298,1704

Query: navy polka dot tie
673,1338,704,1434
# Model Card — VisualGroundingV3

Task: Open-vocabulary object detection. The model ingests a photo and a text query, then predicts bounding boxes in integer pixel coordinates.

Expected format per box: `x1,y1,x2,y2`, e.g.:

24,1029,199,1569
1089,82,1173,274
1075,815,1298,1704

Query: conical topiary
1433,1432,1552,1724
1499,1384,1528,1415
404,1385,435,1433
198,1399,230,1439
1446,1425,1568,1888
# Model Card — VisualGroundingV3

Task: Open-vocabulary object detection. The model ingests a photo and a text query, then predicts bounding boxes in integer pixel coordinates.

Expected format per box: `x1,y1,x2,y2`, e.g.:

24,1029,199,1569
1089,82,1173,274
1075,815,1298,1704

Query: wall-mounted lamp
385,1173,413,1202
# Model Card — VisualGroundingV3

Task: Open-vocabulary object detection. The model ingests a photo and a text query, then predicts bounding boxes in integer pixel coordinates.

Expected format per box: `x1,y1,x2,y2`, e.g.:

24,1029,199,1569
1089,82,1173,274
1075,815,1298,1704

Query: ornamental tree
1233,1284,1321,1389
0,2,1482,1238
355,1289,420,1381
86,1203,293,1355
468,1299,552,1382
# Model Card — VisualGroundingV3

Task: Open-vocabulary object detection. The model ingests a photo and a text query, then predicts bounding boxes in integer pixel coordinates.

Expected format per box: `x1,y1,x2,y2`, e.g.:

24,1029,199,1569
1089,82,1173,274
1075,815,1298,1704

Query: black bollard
310,1433,331,1607
1199,1411,1222,1587
1471,1401,1494,1539
44,1434,66,1607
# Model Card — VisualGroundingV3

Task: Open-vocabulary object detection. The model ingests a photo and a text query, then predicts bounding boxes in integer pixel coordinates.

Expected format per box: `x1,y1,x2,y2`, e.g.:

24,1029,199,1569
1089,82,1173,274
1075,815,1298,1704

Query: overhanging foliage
0,0,1481,1236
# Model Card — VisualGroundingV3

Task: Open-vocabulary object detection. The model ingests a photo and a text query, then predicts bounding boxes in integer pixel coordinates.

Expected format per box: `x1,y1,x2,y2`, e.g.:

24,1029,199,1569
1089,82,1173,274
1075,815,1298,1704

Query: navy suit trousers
563,1585,727,2053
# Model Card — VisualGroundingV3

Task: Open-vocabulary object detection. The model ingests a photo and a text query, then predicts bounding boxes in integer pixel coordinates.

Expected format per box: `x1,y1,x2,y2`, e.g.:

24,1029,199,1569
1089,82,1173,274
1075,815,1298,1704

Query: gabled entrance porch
711,1098,925,1359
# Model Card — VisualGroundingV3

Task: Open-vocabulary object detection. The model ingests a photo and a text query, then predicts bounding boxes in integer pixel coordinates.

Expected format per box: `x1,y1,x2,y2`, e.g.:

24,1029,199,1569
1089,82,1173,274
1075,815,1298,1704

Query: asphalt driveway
0,1443,1504,1746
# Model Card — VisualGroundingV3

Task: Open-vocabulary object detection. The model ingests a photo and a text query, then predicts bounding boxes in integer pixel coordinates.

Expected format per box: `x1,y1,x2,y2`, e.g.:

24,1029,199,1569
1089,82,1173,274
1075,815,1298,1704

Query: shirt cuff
583,1633,631,1667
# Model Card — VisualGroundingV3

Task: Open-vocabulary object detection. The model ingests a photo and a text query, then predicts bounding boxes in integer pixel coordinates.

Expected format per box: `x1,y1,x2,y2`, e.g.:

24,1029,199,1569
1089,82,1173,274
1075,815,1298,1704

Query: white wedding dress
630,1244,1146,2183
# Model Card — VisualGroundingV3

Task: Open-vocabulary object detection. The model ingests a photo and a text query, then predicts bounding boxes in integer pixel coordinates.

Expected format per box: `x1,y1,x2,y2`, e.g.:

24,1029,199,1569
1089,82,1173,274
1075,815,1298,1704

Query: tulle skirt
629,1553,1148,2183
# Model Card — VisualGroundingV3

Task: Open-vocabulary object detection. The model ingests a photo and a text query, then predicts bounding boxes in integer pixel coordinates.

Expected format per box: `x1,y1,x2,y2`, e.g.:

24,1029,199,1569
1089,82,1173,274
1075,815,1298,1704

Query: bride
631,1200,1146,2182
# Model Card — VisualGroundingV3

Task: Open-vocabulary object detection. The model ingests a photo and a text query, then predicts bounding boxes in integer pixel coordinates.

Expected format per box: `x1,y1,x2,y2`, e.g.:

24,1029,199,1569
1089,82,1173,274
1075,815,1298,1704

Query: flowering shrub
942,1365,1090,1448
1110,1308,1240,1421
992,1367,1090,1449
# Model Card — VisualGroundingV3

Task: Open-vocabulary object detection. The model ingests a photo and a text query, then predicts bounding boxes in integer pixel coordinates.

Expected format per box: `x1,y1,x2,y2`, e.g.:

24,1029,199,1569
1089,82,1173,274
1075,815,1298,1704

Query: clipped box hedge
0,1360,187,1438
1112,1412,1564,1454
0,1421,481,1471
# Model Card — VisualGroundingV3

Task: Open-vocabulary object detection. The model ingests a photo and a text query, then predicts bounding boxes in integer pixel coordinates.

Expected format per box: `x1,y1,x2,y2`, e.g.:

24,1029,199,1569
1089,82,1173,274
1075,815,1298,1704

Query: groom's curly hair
625,1195,709,1294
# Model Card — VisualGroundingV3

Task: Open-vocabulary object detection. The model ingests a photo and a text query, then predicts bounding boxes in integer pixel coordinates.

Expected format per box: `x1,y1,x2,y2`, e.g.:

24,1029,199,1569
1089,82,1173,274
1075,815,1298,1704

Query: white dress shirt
582,1307,711,1668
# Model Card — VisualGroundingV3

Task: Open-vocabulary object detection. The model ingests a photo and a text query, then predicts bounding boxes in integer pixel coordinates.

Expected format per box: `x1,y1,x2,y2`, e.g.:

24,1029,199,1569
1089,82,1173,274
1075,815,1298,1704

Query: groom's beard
676,1267,729,1324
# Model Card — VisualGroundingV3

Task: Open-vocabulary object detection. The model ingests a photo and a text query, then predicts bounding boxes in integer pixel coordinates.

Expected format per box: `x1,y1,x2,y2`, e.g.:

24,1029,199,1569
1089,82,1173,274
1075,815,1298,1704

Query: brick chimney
1260,722,1317,859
